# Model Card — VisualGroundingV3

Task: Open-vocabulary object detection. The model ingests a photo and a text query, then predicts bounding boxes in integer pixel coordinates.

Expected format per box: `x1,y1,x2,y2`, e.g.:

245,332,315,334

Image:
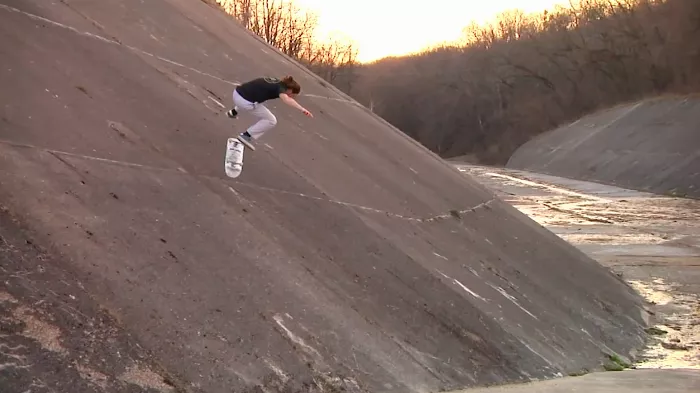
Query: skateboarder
226,76,313,150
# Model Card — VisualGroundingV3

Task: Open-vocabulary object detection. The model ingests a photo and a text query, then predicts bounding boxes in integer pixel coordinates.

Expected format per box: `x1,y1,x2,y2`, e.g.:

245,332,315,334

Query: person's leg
245,104,277,140
237,104,276,150
228,89,254,118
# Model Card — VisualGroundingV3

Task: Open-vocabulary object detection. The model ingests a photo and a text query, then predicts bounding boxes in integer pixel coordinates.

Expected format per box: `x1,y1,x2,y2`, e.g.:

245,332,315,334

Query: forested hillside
217,0,700,164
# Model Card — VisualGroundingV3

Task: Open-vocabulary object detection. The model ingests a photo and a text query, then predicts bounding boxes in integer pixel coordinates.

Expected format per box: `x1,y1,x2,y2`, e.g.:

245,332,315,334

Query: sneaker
226,108,238,118
237,132,256,151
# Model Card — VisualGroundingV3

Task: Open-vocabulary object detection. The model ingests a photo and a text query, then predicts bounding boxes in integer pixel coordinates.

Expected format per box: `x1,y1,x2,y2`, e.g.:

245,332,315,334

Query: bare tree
216,0,359,85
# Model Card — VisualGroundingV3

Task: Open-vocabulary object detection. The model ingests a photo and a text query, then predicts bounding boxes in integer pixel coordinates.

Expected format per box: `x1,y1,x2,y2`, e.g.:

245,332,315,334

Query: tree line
215,0,358,83
217,0,700,164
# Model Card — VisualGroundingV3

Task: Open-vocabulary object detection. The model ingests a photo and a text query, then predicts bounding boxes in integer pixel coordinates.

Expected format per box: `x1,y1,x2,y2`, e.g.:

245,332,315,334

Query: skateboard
225,137,245,178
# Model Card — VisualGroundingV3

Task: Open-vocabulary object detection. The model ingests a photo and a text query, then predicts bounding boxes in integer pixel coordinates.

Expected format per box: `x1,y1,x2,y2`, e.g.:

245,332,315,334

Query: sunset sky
294,0,569,62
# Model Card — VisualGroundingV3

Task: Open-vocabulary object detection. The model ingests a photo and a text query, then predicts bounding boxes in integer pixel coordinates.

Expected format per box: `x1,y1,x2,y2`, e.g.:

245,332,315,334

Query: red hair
281,76,301,94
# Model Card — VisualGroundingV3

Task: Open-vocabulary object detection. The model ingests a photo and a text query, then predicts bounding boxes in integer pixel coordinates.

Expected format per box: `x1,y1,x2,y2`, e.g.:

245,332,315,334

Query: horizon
294,0,569,63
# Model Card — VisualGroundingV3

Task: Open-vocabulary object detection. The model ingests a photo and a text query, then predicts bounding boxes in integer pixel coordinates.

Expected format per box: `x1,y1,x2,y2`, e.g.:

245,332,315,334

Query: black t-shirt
236,77,286,103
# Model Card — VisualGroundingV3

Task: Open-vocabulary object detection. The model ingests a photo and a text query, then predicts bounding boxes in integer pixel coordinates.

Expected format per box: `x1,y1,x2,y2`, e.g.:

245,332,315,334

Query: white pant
232,89,277,139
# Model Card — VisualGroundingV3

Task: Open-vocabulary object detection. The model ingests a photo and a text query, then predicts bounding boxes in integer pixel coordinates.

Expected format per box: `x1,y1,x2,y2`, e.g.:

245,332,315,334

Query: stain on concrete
10,304,68,355
0,208,183,393
119,365,177,393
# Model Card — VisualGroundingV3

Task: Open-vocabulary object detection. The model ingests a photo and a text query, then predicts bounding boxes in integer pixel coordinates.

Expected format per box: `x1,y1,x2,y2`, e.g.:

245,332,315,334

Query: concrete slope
0,1,648,392
507,96,700,199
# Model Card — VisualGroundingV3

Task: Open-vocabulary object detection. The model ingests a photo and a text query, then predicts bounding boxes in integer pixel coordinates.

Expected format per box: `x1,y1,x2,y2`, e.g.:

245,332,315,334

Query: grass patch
604,353,632,371
603,362,625,371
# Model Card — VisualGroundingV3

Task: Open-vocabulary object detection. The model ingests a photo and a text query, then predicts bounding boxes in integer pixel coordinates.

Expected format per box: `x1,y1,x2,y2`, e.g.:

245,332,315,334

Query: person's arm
280,93,313,117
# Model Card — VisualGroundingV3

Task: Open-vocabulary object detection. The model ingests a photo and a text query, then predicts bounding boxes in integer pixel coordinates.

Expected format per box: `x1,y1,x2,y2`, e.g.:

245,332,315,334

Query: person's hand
302,109,314,118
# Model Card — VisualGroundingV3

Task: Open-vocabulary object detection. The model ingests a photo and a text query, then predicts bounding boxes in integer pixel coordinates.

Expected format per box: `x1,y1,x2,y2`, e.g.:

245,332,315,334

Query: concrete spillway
508,96,700,199
0,1,648,392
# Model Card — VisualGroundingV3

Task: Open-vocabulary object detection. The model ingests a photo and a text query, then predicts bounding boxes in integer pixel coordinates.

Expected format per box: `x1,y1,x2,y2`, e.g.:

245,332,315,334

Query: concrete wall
508,97,700,198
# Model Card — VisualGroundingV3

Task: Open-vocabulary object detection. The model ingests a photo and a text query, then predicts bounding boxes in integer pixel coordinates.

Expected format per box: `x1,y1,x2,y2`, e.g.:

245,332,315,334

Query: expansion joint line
230,182,498,223
0,139,496,224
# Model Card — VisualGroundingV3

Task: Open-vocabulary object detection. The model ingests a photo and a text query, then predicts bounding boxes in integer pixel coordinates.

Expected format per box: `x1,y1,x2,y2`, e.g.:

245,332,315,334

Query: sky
294,0,568,63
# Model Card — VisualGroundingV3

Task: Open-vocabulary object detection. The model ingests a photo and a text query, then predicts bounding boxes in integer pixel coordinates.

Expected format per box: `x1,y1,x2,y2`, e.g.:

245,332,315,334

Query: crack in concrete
230,182,497,223
1,139,494,224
